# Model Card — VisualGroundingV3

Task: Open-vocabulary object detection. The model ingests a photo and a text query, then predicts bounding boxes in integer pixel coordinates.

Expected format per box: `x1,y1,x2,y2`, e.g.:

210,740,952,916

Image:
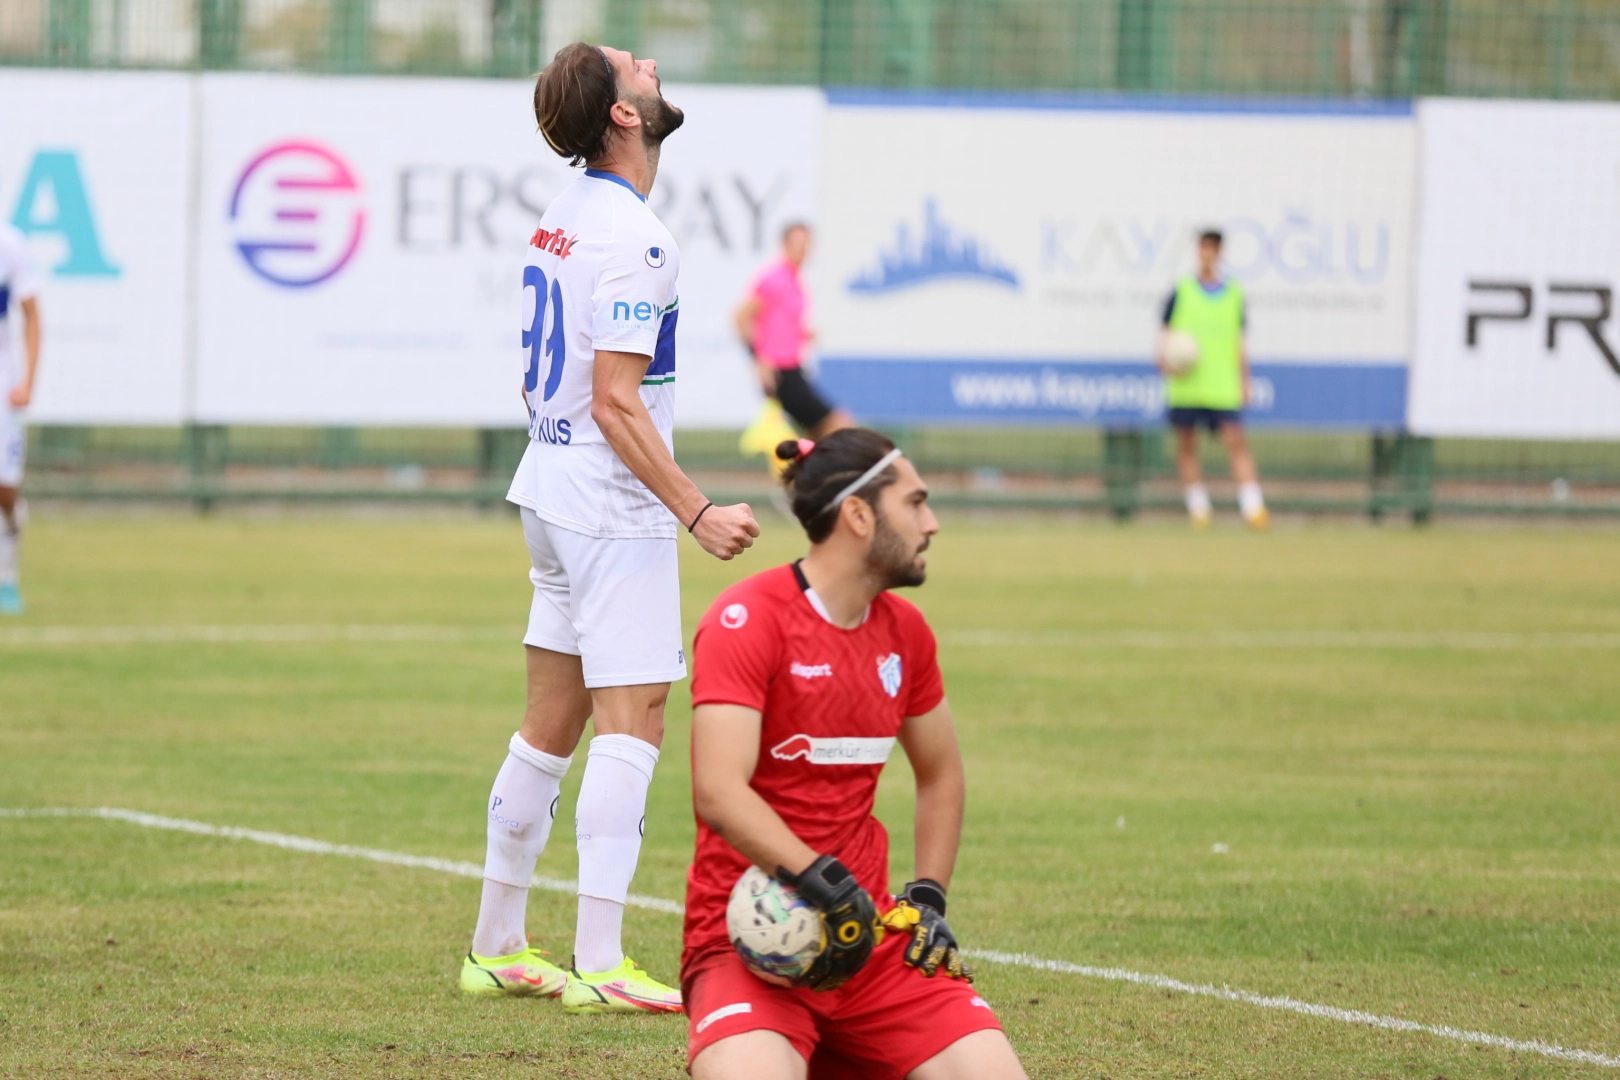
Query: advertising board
0,69,192,424
813,94,1416,428
193,74,819,427
1409,99,1620,439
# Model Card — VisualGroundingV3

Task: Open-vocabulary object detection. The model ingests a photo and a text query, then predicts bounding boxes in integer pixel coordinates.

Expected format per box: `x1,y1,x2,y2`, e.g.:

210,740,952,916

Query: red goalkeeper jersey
682,562,946,974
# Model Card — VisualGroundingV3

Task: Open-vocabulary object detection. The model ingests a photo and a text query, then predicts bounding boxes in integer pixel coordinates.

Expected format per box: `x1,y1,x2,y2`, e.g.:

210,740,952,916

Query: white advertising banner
0,70,192,424
194,74,819,426
813,94,1416,427
1410,99,1620,439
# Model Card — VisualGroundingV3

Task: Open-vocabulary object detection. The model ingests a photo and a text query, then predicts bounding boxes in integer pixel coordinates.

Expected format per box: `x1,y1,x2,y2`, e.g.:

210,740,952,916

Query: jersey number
522,266,567,402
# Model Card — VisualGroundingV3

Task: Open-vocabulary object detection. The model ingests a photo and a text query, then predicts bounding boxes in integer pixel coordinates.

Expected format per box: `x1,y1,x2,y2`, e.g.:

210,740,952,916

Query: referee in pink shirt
734,223,853,438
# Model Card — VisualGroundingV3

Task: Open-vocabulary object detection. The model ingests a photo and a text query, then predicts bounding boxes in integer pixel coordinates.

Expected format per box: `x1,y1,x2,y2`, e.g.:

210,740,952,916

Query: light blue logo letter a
10,150,122,277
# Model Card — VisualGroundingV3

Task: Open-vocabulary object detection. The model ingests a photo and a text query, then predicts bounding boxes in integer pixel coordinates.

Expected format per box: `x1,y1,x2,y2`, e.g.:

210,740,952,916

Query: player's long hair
774,429,901,544
535,42,618,166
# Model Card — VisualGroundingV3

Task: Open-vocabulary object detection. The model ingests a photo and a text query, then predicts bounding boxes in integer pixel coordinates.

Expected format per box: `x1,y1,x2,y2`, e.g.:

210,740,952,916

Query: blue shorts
1169,407,1241,433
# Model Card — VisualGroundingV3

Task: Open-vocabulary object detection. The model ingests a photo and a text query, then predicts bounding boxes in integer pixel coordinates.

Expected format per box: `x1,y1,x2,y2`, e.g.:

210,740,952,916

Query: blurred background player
683,429,1027,1080
0,223,41,615
1157,229,1268,529
462,41,759,1015
736,224,854,475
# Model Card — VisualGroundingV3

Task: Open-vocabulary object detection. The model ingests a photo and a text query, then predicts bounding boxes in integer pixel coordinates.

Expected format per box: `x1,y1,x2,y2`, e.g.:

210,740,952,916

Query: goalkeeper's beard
866,509,927,589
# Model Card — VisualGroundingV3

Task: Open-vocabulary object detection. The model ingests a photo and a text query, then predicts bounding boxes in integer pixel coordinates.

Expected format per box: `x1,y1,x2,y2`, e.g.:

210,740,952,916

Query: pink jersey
749,257,809,370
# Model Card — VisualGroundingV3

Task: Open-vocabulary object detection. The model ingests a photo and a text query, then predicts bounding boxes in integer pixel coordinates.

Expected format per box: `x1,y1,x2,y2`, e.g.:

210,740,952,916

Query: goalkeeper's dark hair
774,429,901,544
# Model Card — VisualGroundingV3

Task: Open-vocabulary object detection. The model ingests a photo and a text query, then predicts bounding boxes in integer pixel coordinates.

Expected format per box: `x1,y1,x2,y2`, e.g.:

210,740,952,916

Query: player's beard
867,509,928,590
633,90,685,147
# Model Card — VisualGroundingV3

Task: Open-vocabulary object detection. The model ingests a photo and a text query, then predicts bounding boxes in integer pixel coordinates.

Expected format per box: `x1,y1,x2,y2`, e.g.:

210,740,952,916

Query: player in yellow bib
1157,229,1268,529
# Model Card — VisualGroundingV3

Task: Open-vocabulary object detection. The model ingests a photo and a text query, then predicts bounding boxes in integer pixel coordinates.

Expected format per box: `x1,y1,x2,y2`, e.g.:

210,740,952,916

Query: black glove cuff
902,878,947,917
778,855,853,910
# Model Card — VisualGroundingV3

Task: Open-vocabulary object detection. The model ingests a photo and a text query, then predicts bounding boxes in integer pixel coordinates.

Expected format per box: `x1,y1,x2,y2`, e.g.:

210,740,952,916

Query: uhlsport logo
770,734,896,765
229,141,365,287
720,603,748,629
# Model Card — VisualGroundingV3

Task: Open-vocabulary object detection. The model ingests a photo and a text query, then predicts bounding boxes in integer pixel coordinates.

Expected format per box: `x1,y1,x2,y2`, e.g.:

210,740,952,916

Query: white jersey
506,169,681,539
0,224,41,394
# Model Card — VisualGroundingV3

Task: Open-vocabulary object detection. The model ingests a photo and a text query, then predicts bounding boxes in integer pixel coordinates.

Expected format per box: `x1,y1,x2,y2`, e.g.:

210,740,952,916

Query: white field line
4,808,1615,1068
0,625,509,646
0,806,681,915
941,629,1620,650
4,625,1620,649
963,950,1620,1069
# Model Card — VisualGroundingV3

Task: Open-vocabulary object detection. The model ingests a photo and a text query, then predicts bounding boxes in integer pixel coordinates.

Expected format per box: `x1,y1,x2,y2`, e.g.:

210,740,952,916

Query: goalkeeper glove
777,855,883,992
883,879,973,982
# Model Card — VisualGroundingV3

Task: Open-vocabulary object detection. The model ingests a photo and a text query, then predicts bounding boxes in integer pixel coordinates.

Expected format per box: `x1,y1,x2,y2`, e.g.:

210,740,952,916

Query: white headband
816,448,905,517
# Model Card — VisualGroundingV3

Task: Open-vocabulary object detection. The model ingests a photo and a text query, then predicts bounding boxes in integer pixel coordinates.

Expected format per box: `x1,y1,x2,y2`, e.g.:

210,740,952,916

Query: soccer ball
1161,329,1201,374
727,865,826,986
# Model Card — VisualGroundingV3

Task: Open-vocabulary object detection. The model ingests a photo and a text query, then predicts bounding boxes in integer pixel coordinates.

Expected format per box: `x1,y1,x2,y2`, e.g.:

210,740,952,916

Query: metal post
819,0,855,85
1103,429,1145,521
198,0,243,68
329,0,372,73
478,428,528,510
491,0,542,77
1369,433,1434,525
318,427,360,470
1115,0,1154,91
188,424,228,513
1550,0,1575,99
47,0,91,65
1402,434,1435,525
1409,0,1448,95
710,0,741,83
603,0,642,53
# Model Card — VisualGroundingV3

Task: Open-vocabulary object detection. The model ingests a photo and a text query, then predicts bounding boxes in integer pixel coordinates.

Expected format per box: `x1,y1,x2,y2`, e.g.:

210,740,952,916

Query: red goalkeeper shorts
684,932,1003,1079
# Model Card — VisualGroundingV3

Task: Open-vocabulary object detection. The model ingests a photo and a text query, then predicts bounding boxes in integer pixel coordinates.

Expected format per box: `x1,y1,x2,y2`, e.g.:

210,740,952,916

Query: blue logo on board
849,199,1018,294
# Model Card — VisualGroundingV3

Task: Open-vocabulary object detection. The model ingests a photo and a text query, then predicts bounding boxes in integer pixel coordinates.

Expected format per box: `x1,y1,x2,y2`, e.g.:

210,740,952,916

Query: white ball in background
1162,329,1201,375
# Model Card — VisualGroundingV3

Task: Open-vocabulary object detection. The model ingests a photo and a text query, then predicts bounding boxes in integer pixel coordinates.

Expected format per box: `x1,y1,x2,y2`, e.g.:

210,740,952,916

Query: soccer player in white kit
459,42,761,1014
0,223,42,616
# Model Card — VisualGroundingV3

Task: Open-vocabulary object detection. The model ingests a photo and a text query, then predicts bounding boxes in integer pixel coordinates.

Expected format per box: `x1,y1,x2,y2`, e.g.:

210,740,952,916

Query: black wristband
903,878,948,917
687,501,714,534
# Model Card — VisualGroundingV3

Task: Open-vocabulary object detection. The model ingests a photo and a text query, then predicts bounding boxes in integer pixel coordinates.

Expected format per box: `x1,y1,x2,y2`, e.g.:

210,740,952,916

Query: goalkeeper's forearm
913,768,964,890
694,773,819,879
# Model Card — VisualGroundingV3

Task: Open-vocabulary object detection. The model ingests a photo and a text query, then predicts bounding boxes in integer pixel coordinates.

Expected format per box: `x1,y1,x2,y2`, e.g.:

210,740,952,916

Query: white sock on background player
1184,483,1212,520
0,503,19,586
472,732,572,958
573,733,659,973
1238,481,1266,520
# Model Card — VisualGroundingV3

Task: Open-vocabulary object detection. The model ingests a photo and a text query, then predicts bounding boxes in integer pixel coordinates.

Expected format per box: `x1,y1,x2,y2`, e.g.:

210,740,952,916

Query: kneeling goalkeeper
683,428,1027,1080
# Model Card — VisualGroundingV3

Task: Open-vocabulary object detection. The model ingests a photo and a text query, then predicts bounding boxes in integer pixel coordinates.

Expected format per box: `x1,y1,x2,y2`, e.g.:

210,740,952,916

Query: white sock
0,504,18,586
574,896,626,974
1239,482,1265,520
573,733,659,973
473,880,529,959
471,732,572,959
1185,484,1212,519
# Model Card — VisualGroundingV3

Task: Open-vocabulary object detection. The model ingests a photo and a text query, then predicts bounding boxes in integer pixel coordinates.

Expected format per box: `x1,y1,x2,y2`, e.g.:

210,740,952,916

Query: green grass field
2,512,1618,1078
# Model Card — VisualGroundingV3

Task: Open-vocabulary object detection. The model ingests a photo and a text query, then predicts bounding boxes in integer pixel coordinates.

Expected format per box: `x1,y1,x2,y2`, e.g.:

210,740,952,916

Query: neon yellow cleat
1190,510,1212,530
560,956,683,1014
460,946,568,998
1245,507,1271,532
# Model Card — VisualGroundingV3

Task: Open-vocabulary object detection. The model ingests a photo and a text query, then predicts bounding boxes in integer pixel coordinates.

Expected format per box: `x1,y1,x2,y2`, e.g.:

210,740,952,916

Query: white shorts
520,507,687,689
0,409,23,488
